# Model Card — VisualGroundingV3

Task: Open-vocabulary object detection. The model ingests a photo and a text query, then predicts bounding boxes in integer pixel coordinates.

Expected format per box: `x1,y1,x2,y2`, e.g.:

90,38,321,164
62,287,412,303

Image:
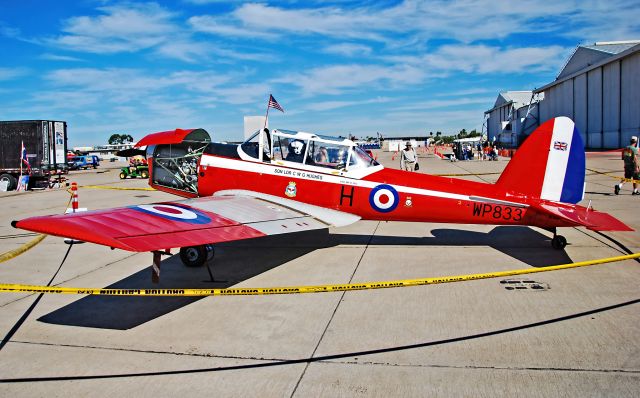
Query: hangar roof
536,41,640,93
582,41,639,55
484,91,533,114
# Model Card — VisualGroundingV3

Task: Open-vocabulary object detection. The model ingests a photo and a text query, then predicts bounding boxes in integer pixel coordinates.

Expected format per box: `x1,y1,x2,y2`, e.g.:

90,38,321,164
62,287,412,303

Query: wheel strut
151,249,172,283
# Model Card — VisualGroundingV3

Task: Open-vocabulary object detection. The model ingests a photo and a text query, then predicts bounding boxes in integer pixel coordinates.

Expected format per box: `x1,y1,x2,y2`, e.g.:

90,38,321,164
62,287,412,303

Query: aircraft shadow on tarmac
39,226,570,330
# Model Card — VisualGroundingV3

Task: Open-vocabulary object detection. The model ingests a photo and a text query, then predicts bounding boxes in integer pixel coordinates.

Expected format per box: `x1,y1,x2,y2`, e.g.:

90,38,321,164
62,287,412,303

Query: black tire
551,235,567,250
179,245,214,267
119,172,127,179
0,174,17,191
140,170,149,179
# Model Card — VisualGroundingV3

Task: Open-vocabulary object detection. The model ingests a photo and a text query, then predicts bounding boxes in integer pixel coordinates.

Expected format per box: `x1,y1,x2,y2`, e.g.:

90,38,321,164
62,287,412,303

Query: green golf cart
119,164,149,179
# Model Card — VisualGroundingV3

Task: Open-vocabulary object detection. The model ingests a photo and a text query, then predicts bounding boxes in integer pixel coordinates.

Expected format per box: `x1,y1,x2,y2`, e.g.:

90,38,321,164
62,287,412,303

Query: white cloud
437,88,494,97
155,40,212,63
272,43,561,97
0,67,28,80
211,83,272,105
40,53,84,62
188,1,640,46
323,43,372,57
275,64,426,96
43,68,241,108
51,3,178,53
233,3,385,40
188,15,279,40
305,97,392,111
423,45,567,74
390,97,495,112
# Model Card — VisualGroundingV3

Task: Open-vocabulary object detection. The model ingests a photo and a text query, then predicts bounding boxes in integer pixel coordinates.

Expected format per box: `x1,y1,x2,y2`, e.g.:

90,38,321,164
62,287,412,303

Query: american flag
553,141,568,151
20,141,31,172
268,94,284,113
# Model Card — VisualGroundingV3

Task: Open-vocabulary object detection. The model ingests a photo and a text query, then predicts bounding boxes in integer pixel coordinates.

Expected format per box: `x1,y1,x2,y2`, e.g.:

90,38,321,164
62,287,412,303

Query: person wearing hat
400,141,418,171
615,136,639,195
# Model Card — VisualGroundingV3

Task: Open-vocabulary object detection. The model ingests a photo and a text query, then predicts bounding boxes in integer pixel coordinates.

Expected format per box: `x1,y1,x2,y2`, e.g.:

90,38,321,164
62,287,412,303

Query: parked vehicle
69,155,99,170
0,120,68,191
119,164,149,179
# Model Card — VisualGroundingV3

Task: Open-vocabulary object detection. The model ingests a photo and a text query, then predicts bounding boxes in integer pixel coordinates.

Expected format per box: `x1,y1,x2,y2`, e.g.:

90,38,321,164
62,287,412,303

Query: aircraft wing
533,202,633,232
12,191,360,252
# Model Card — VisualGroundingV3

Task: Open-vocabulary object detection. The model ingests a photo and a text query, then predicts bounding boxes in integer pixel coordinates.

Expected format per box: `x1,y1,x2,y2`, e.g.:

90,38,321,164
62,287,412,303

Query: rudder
496,117,585,204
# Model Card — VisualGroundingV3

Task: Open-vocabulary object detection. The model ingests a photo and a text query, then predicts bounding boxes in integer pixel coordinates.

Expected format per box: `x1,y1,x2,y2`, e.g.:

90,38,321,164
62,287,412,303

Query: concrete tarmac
0,153,638,397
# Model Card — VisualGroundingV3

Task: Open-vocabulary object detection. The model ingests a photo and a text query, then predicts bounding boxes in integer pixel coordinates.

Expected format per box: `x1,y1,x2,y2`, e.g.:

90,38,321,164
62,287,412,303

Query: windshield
241,129,270,161
349,146,379,169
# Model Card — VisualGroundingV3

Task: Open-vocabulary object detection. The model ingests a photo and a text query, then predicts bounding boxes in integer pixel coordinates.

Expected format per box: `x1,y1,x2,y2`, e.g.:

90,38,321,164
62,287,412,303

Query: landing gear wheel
119,172,126,179
179,244,214,267
551,235,567,250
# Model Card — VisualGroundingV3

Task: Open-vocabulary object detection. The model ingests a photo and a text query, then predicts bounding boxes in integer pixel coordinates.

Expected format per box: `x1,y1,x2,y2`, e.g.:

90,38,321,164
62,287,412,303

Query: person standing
615,136,639,195
400,142,418,171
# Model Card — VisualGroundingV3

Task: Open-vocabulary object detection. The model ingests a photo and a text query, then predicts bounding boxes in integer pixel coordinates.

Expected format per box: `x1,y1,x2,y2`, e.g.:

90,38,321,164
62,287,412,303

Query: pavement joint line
11,340,639,375
289,221,381,398
3,298,637,383
11,340,291,363
316,359,640,374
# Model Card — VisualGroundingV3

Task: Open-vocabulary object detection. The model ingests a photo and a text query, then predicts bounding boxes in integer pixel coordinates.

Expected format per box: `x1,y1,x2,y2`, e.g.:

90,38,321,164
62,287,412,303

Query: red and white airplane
12,116,632,281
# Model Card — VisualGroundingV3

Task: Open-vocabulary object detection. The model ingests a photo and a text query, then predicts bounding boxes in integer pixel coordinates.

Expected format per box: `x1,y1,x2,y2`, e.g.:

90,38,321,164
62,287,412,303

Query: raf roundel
132,204,212,224
369,184,399,213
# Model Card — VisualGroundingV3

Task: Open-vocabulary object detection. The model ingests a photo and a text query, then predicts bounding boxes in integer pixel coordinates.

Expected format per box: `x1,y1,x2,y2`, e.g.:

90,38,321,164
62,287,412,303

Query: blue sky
1,1,639,146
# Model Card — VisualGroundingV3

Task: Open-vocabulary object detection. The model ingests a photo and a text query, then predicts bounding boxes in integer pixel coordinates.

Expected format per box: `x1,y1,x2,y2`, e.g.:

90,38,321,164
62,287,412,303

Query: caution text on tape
1,252,638,296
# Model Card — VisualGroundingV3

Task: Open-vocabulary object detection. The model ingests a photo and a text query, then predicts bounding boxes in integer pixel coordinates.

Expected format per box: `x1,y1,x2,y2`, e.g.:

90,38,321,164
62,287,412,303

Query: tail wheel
119,172,126,179
179,244,214,267
140,170,149,179
551,235,567,250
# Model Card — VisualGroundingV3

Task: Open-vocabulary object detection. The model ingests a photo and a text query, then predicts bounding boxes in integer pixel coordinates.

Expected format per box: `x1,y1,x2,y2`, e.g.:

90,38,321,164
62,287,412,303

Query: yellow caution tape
0,192,73,264
0,235,47,264
1,252,638,296
80,185,156,191
586,168,640,184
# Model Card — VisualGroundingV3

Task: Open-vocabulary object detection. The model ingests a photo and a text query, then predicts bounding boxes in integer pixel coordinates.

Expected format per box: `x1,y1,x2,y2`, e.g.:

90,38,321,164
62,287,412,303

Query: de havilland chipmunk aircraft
12,116,633,281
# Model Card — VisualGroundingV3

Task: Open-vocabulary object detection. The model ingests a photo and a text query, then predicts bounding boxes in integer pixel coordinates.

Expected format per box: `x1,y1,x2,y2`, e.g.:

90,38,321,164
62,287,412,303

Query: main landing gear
180,244,216,282
150,244,216,283
179,244,214,267
548,228,567,250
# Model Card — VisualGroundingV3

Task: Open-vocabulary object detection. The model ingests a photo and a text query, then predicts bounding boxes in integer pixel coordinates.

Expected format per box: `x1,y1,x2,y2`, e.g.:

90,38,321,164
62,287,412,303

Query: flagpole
263,95,271,129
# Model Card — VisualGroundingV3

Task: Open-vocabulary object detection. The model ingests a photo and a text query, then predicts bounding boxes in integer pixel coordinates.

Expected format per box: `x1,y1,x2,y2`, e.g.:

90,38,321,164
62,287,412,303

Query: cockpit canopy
240,128,379,171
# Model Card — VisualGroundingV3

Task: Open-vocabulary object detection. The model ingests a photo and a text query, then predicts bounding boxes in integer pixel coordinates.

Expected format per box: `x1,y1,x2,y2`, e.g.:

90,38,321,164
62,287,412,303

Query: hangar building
484,91,540,147
486,41,640,149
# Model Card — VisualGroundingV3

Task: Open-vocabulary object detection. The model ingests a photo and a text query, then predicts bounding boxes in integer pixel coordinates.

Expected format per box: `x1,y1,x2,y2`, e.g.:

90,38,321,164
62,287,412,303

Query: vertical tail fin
497,117,585,204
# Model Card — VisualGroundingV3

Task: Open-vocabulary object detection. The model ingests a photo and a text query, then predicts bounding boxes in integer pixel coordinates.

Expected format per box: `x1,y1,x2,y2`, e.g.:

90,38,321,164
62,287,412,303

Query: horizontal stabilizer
534,202,633,232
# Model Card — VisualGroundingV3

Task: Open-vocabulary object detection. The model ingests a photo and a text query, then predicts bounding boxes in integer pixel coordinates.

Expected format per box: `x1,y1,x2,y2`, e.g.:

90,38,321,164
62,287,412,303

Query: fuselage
143,128,578,230
198,153,529,224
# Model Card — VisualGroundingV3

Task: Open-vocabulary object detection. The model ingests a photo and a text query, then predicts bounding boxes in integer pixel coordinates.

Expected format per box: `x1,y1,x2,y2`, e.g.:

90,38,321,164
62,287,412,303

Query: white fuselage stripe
200,154,527,206
541,118,574,202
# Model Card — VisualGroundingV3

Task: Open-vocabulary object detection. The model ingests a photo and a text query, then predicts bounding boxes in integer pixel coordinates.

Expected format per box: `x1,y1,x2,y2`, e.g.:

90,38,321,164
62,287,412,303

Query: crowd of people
399,140,502,171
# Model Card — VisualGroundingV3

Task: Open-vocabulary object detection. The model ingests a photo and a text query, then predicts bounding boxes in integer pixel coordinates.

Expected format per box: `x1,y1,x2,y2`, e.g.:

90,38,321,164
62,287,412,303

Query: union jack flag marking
553,141,568,151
